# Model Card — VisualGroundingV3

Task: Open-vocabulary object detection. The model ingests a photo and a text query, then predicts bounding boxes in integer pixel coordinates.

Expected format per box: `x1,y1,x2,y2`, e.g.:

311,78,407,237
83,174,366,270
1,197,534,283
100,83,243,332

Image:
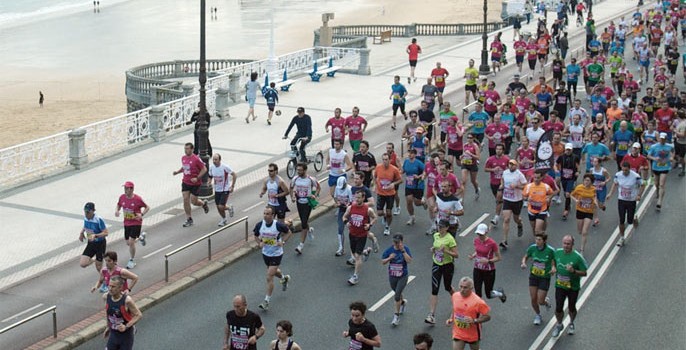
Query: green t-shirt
465,67,479,86
554,249,588,291
608,56,623,74
587,64,604,83
432,232,457,265
612,120,635,133
526,244,556,278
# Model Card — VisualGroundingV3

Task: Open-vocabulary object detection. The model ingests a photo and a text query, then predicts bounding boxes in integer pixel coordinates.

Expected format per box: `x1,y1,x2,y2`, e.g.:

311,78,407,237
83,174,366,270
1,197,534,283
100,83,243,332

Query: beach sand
0,0,500,148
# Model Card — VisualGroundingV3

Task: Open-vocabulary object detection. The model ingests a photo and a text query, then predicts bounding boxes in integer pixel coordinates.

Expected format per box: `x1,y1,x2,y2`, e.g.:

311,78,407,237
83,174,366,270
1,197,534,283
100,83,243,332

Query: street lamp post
197,0,212,197
478,0,491,76
266,0,277,73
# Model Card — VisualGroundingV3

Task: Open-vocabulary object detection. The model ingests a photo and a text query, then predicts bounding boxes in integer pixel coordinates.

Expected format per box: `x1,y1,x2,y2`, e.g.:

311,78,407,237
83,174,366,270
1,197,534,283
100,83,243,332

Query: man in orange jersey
445,276,491,350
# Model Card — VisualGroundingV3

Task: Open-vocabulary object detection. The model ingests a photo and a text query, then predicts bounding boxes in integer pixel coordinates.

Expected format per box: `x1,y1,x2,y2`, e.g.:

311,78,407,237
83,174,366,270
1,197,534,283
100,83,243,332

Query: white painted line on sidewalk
242,201,265,213
373,141,387,149
529,185,656,350
2,303,44,323
369,275,416,312
142,244,172,259
459,213,490,237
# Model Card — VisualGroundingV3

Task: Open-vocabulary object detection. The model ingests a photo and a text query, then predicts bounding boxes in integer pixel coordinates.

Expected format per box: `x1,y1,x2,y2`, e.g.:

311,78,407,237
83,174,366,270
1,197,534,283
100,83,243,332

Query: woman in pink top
469,224,506,302
445,116,465,169
92,251,139,294
516,137,536,181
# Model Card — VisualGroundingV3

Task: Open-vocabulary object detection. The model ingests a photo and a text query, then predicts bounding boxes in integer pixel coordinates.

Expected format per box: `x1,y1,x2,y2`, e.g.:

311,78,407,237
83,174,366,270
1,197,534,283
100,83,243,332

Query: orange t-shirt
451,292,491,342
523,182,553,213
606,108,623,126
571,184,596,213
374,165,401,196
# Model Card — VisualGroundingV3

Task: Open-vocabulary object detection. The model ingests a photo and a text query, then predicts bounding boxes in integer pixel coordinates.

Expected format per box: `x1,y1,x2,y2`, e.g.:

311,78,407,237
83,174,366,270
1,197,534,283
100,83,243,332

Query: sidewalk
0,0,638,291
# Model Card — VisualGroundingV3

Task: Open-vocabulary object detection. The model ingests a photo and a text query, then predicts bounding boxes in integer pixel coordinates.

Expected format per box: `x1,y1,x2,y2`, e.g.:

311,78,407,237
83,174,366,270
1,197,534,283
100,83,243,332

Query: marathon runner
551,235,588,337
343,191,378,285
115,181,149,269
254,206,292,311
91,251,138,295
499,159,527,249
290,163,321,255
570,174,603,254
325,108,347,148
172,142,209,228
485,144,510,227
401,149,425,226
434,180,464,237
556,143,581,220
103,276,142,350
374,153,402,236
79,202,108,274
346,107,368,152
520,233,556,326
469,224,507,303
326,139,353,198
342,301,381,350
522,171,555,236
208,154,237,227
353,140,377,188
224,295,265,350
607,162,646,247
446,276,492,350
381,234,413,326
259,163,290,222
424,220,458,325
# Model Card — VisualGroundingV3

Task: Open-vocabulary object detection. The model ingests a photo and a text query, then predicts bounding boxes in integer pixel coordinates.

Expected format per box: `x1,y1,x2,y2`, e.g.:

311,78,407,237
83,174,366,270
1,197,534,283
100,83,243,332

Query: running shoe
99,284,109,294
383,227,391,236
295,243,303,254
202,200,209,214
544,296,551,310
335,248,344,256
126,259,136,269
182,218,194,227
424,313,436,325
617,237,625,247
499,241,509,250
347,274,359,285
407,77,411,84
475,187,480,199
139,232,147,246
517,224,523,237
497,288,507,303
567,323,576,335
406,217,415,226
392,206,401,215
362,247,371,262
308,227,315,241
228,205,234,218
399,299,407,314
372,238,379,253
533,314,542,325
633,216,639,226
391,314,400,326
258,300,269,310
346,257,355,266
552,323,564,337
280,275,290,291
218,218,227,227
490,216,499,226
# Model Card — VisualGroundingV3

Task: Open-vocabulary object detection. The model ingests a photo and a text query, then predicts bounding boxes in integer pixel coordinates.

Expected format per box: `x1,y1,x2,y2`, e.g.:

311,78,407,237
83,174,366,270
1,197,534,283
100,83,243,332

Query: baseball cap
438,219,450,228
508,159,518,165
122,181,135,188
475,223,489,235
416,126,425,134
632,142,641,149
565,143,573,150
84,202,95,212
659,132,668,139
392,234,404,242
297,107,305,113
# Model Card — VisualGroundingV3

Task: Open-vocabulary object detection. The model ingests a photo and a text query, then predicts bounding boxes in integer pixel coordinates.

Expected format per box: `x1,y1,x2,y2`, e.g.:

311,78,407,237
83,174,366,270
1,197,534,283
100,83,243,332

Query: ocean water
0,0,365,76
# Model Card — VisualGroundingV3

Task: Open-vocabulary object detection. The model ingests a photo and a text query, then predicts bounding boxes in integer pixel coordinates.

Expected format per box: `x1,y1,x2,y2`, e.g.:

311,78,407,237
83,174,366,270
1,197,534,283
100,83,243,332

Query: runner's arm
121,269,139,292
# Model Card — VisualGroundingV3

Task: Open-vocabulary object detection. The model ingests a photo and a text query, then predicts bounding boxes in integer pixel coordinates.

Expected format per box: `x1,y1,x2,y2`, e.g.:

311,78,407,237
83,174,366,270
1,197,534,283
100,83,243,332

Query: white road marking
373,141,387,149
529,185,656,350
142,244,173,259
242,201,265,213
369,275,416,312
459,213,490,237
2,303,44,323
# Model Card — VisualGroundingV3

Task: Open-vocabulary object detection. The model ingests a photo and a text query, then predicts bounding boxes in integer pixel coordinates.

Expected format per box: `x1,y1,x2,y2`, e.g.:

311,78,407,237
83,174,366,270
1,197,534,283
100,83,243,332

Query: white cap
565,143,573,150
475,223,489,235
659,132,668,139
632,142,641,149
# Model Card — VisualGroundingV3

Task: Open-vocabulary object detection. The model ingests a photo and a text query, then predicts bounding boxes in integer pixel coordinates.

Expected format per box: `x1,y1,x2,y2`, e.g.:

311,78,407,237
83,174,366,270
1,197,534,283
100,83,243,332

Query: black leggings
296,202,312,229
431,263,454,295
473,268,496,298
555,287,579,314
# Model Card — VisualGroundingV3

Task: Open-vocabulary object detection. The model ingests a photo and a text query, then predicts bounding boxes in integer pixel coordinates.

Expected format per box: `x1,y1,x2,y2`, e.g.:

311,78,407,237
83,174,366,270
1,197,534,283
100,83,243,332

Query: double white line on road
528,185,657,350
369,275,416,312
459,213,490,237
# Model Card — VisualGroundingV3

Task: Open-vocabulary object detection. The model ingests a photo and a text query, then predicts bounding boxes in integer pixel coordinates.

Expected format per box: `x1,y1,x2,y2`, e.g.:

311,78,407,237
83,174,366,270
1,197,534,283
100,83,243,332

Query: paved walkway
0,0,636,291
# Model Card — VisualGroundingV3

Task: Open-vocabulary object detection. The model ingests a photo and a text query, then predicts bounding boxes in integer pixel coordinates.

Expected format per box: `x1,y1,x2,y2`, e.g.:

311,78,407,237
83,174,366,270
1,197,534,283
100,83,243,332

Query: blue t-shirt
391,83,407,105
590,95,607,116
589,40,602,53
648,143,674,171
469,111,489,134
500,112,516,137
381,245,413,277
263,88,278,104
581,142,610,170
566,64,581,82
402,159,425,190
84,214,107,243
536,92,553,112
612,130,634,157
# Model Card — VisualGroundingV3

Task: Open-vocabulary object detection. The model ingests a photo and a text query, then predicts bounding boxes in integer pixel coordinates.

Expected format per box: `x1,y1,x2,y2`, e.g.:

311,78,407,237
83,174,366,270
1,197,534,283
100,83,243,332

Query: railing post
244,219,249,241
150,86,159,105
182,84,195,97
357,48,371,76
215,88,231,119
228,72,241,103
52,308,57,338
165,258,169,282
149,105,167,142
208,237,212,261
174,60,183,76
68,128,88,170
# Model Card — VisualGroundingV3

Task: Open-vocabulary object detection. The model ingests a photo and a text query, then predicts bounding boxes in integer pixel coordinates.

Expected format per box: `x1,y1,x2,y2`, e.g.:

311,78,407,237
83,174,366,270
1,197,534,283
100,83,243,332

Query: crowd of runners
70,0,686,349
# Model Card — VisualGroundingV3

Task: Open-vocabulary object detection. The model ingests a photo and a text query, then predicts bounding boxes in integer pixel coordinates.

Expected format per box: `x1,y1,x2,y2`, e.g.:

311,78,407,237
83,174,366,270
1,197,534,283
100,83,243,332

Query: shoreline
0,0,502,149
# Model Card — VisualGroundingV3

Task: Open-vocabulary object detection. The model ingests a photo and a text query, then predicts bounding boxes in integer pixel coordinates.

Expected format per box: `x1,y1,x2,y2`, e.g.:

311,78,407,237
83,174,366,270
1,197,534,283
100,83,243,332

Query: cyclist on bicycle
283,107,313,163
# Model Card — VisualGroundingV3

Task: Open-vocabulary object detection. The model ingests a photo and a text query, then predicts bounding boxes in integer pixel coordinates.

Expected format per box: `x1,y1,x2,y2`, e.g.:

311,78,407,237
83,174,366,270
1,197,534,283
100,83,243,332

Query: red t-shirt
434,172,461,195
345,116,367,141
621,154,649,173
490,41,504,58
348,203,370,237
407,43,421,60
542,120,565,133
181,154,205,185
431,68,449,88
483,90,501,112
117,194,147,226
485,155,510,185
326,117,346,141
473,237,499,271
485,123,510,149
654,108,675,132
514,40,527,56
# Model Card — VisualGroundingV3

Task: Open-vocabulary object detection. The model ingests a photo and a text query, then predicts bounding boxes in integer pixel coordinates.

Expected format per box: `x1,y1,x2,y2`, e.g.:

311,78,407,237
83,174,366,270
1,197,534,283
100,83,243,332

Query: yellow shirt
465,67,479,86
571,184,596,213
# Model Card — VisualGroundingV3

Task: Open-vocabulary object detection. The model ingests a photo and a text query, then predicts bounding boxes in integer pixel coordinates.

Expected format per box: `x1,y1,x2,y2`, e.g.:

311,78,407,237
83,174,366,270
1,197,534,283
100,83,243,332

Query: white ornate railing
159,89,216,135
83,107,153,161
0,132,71,190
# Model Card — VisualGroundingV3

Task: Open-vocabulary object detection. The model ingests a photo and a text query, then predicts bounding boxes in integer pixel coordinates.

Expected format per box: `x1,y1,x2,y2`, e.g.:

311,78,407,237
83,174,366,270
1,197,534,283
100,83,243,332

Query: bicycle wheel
313,151,324,172
286,159,297,179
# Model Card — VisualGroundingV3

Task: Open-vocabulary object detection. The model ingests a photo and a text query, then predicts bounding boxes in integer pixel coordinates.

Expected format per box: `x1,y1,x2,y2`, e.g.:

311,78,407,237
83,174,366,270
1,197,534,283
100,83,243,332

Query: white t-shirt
209,163,234,192
526,127,546,148
329,149,347,176
435,194,463,225
501,169,528,202
613,170,643,201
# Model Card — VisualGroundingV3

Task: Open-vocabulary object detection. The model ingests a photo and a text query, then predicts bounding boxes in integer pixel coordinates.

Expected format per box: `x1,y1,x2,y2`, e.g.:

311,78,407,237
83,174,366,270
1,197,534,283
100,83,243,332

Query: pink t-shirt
542,121,565,133
517,147,535,171
483,90,500,112
345,116,367,141
490,41,504,58
485,155,510,185
181,154,205,185
117,194,147,226
485,123,510,149
446,125,464,151
326,117,346,141
473,237,499,271
515,97,531,122
514,40,527,56
425,163,438,197
434,172,461,195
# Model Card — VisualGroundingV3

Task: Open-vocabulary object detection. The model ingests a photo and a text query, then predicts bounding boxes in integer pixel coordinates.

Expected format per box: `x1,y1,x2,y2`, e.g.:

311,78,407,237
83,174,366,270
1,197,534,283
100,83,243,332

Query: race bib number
618,142,628,151
389,263,404,277
503,188,515,200
231,335,249,350
462,155,473,165
531,261,546,276
453,313,470,329
562,168,574,179
296,185,309,198
474,121,484,128
530,201,543,211
350,214,364,228
349,339,363,350
579,198,593,209
262,238,276,246
405,175,415,187
556,274,572,289
434,250,444,263
620,186,633,199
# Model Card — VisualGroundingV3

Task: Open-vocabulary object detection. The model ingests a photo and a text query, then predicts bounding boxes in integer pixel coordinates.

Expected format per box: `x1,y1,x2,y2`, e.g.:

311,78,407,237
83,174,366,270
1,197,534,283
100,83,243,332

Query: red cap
122,181,135,188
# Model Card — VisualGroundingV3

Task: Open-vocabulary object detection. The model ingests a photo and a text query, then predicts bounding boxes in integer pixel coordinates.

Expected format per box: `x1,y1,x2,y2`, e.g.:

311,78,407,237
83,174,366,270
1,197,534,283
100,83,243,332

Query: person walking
254,206,292,311
263,82,279,126
79,202,108,274
115,181,149,269
224,295,265,350
103,276,142,350
39,91,44,107
172,143,209,227
381,234,413,326
245,72,260,123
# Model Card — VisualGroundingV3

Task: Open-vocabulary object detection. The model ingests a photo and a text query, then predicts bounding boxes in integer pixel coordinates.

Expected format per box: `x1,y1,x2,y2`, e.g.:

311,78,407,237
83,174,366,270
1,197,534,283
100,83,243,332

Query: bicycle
285,137,323,179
